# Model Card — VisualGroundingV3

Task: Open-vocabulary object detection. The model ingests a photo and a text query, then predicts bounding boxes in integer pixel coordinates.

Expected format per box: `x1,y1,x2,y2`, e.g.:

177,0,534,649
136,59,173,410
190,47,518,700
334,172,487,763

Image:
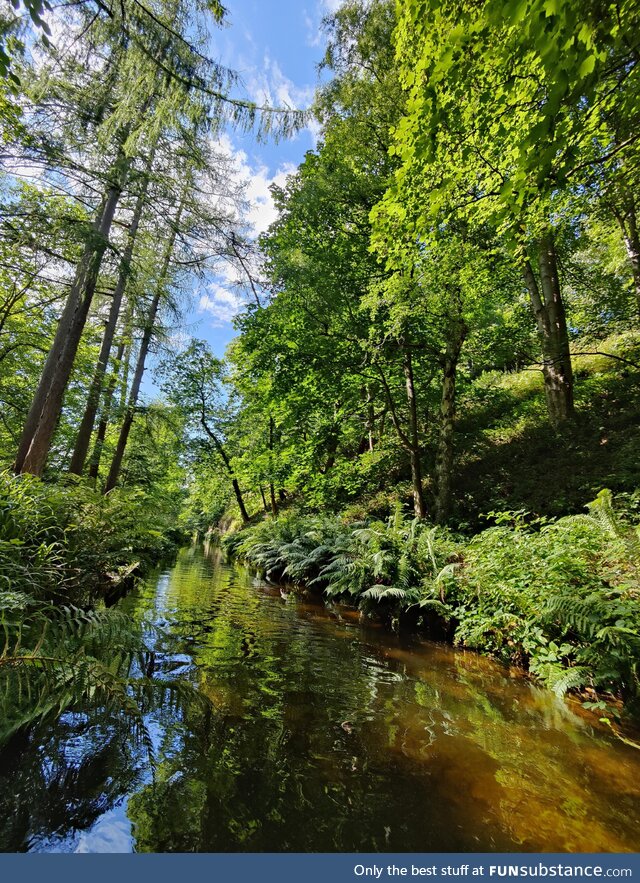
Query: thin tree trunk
375,352,425,517
268,415,278,516
357,385,376,453
366,385,375,452
435,320,466,525
403,346,426,519
16,155,130,475
259,485,269,513
87,307,133,482
230,478,250,523
103,199,183,493
102,340,150,493
118,328,133,413
87,354,122,483
197,415,250,523
613,202,640,316
69,182,148,475
522,232,575,426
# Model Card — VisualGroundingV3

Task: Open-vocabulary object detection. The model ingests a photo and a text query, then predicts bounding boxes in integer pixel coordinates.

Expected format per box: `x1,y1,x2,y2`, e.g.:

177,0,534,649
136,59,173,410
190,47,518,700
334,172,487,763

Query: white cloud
303,0,343,48
242,53,318,146
196,134,298,328
246,159,297,234
245,54,315,118
303,9,324,47
199,285,243,327
213,132,296,237
193,52,321,329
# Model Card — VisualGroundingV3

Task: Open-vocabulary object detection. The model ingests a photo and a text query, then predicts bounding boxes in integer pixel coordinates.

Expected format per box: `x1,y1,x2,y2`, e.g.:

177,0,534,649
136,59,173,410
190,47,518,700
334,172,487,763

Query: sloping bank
222,490,640,720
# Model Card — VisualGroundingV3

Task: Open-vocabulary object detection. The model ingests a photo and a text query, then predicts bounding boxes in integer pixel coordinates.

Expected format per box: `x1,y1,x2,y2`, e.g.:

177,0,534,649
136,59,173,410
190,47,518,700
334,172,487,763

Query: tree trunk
623,212,640,316
435,320,466,525
16,155,130,475
613,202,640,316
268,415,278,516
87,358,122,483
522,232,575,426
366,385,375,452
69,184,147,475
197,414,250,523
104,199,183,493
231,477,250,523
259,485,269,513
403,346,426,519
87,306,133,482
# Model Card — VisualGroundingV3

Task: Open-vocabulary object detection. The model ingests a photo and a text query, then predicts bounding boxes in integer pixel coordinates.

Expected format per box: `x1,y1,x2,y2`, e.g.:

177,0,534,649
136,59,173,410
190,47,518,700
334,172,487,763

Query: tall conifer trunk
87,299,134,482
104,198,183,493
16,153,131,475
69,177,149,475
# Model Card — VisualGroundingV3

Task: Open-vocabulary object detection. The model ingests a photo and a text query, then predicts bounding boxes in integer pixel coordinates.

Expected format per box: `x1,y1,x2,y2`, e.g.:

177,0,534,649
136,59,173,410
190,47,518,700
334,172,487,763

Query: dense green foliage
0,470,181,600
0,0,280,743
1,0,639,739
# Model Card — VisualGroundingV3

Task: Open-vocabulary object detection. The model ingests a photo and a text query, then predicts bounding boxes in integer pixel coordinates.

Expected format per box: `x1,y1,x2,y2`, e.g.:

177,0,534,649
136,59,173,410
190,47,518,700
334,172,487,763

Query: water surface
2,545,640,852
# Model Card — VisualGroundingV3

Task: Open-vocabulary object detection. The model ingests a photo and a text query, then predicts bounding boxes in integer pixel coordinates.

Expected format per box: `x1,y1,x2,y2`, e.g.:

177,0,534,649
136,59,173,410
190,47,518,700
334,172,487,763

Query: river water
1,545,640,852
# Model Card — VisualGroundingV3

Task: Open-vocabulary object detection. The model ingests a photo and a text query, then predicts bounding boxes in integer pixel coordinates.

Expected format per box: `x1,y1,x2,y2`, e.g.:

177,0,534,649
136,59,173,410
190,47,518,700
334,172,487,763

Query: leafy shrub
443,491,639,703
0,470,189,743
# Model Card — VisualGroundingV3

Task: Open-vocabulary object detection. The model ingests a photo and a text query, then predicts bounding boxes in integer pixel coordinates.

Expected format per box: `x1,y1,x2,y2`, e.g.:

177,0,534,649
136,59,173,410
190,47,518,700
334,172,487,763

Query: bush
447,494,639,705
0,470,188,745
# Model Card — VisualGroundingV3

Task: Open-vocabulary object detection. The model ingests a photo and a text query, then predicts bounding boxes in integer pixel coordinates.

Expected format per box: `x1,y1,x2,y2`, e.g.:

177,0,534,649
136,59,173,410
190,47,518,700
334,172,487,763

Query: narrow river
2,545,640,853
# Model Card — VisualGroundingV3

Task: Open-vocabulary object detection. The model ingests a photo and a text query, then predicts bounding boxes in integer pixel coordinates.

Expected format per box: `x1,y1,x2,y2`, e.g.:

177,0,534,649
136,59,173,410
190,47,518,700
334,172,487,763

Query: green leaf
578,55,596,77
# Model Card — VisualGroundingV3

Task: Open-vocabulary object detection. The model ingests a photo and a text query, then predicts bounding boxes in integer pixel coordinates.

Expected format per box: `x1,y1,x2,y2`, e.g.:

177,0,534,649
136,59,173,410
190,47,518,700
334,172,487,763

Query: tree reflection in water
2,546,640,853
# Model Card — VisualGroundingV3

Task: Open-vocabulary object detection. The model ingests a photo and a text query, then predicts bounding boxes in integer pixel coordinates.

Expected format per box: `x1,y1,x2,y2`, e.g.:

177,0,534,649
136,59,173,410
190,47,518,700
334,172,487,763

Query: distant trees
158,339,250,523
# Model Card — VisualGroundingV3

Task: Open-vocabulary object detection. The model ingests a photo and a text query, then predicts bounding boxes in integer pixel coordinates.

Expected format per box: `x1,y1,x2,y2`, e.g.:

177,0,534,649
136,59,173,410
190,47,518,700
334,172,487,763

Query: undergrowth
0,471,186,746
0,470,182,602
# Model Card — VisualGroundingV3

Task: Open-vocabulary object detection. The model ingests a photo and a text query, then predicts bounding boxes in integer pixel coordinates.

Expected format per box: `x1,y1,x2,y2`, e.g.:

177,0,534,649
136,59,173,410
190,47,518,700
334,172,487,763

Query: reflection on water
2,545,640,853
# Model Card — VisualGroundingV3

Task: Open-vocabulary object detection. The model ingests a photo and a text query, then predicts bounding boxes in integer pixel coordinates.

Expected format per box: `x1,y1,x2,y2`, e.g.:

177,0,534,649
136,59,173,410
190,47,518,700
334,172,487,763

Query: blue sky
176,0,339,360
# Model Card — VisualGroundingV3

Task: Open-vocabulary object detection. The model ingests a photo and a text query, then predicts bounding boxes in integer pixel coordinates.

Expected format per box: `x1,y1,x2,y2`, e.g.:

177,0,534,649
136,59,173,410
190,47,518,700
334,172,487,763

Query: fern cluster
0,470,182,602
455,495,640,705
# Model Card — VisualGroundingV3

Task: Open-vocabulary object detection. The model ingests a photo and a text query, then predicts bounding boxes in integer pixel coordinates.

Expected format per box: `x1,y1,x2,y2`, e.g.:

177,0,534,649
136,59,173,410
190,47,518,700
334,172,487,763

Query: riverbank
0,470,185,603
222,491,640,721
0,470,186,744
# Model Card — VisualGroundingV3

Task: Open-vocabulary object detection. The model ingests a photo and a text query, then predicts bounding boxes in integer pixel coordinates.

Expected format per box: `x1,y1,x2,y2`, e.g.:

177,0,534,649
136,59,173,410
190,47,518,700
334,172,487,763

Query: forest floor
454,329,640,523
